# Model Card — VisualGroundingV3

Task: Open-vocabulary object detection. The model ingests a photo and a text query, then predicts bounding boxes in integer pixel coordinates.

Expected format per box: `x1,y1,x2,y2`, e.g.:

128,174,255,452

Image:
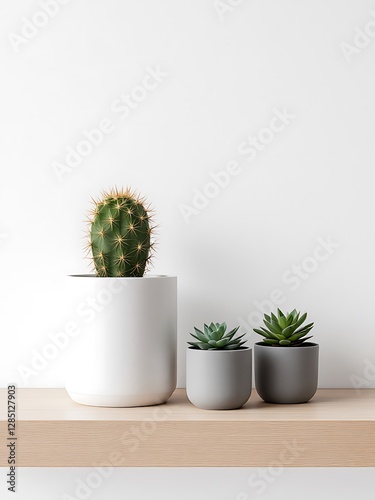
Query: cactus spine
87,188,154,277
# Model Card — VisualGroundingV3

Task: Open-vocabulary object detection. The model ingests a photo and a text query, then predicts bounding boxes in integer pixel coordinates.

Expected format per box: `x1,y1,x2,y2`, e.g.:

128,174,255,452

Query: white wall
1,0,375,498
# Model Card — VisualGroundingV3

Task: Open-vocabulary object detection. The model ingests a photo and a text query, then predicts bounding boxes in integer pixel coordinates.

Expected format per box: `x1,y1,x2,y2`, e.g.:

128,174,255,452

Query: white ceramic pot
65,275,177,407
186,347,252,410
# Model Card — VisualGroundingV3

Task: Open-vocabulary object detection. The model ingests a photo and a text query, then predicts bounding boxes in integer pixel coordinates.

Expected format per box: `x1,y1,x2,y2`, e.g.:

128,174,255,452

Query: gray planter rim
187,346,251,352
255,341,318,349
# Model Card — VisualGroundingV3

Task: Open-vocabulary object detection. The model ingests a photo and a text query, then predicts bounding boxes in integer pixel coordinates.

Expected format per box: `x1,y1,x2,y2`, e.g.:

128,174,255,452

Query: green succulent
253,309,314,346
188,322,247,350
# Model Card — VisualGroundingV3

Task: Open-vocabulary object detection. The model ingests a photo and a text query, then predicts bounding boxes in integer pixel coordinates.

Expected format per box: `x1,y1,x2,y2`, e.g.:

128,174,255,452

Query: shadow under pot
254,342,319,404
186,347,252,410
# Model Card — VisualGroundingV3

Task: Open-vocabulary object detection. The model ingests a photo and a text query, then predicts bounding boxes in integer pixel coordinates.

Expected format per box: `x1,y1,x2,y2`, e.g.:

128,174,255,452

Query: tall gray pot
186,347,252,410
255,342,319,404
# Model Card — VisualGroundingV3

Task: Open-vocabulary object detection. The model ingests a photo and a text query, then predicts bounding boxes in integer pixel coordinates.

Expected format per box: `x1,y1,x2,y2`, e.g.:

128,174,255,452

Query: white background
1,0,375,498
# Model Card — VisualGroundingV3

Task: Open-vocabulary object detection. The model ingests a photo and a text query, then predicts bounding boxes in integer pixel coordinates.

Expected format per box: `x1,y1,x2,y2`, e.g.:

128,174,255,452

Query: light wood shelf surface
1,389,374,467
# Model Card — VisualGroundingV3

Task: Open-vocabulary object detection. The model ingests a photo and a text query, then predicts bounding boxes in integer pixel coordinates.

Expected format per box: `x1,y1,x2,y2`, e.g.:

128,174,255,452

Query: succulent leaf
264,338,279,345
253,328,268,338
281,325,295,338
291,312,308,332
292,322,314,336
277,308,286,319
216,338,229,348
293,335,313,345
270,312,279,324
286,310,295,323
288,331,310,342
191,330,207,342
279,316,287,329
279,339,291,346
264,319,282,335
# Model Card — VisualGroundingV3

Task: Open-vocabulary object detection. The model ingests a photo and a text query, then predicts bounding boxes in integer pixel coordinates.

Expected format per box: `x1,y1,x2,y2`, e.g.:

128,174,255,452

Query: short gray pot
186,347,252,410
255,342,319,404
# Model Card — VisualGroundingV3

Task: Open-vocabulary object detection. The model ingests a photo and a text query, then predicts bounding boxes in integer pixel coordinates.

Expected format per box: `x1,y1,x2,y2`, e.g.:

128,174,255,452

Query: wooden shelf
1,389,374,467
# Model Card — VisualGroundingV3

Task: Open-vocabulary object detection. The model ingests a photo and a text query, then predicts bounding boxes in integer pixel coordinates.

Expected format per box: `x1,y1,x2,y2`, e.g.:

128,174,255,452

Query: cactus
188,322,247,350
253,309,314,346
87,188,154,277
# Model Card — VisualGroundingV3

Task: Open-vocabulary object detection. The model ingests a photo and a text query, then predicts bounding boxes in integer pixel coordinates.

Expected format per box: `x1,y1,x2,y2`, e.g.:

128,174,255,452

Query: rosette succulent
253,309,314,346
188,322,247,350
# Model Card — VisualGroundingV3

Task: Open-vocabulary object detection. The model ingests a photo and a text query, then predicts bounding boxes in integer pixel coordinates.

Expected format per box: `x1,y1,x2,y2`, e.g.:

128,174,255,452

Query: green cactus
253,308,314,346
188,322,247,350
87,188,154,277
